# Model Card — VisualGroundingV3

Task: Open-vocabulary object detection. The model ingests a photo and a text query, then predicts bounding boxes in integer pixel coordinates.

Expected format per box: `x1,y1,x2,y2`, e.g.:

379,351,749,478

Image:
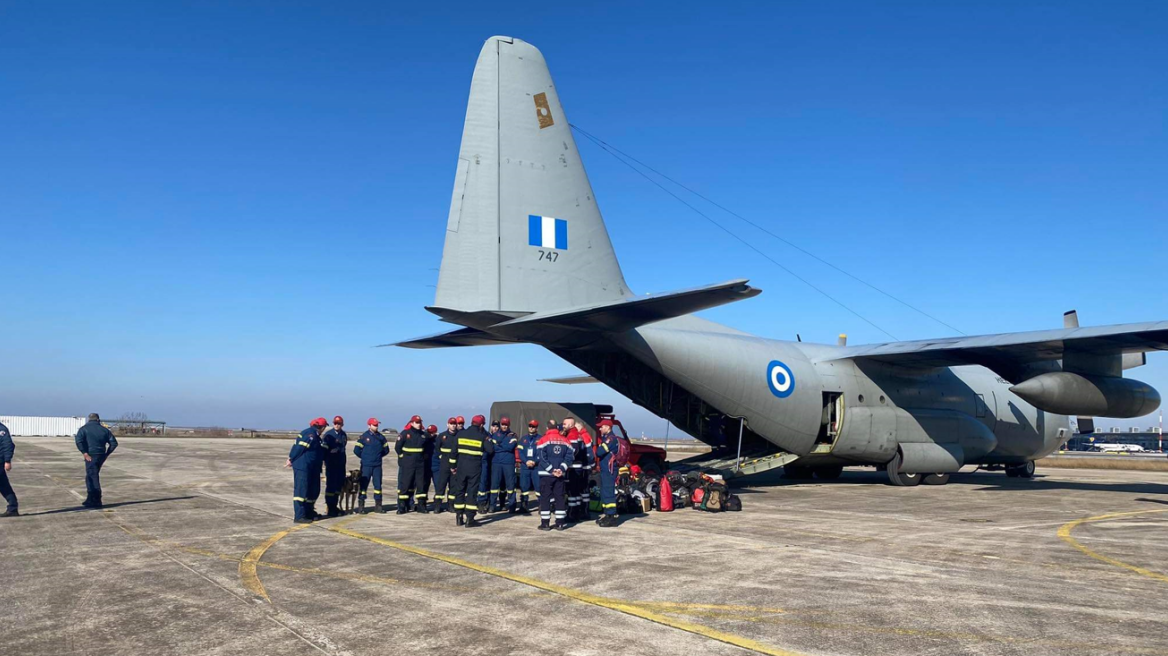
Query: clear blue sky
2,2,1166,433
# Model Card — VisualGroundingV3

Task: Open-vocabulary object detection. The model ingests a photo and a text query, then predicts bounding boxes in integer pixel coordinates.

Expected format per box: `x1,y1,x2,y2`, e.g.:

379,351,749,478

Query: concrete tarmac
3,437,1167,656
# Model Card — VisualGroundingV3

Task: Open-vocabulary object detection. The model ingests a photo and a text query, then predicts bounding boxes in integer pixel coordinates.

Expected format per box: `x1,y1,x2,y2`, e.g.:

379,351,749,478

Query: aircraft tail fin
434,36,631,315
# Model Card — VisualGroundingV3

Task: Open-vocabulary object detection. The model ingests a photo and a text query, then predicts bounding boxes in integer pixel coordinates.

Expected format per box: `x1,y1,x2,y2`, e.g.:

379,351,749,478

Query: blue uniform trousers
489,461,516,510
84,454,107,504
359,465,383,504
518,465,539,502
324,456,346,511
0,468,17,512
477,458,491,508
292,467,316,520
538,475,568,524
599,465,618,516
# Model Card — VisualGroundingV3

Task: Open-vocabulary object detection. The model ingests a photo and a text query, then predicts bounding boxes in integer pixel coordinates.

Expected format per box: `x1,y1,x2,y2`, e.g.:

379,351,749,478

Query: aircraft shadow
736,470,1168,495
19,496,198,516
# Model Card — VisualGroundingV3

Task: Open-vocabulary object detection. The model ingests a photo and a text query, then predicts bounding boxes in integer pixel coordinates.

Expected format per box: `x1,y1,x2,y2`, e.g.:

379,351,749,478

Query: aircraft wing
538,375,600,384
489,279,760,334
833,320,1168,382
385,327,518,349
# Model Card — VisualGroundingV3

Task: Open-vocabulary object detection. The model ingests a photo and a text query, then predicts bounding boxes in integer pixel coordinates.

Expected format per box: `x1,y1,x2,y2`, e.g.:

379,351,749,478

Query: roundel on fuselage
767,360,795,398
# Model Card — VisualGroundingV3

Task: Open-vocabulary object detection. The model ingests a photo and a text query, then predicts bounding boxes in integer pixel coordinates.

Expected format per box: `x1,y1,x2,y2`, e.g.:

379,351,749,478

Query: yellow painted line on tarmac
329,521,806,656
240,523,311,602
1057,508,1168,584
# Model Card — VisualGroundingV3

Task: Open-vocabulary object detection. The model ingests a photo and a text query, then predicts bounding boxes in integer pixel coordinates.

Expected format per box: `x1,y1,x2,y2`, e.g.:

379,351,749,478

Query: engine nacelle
1010,372,1160,418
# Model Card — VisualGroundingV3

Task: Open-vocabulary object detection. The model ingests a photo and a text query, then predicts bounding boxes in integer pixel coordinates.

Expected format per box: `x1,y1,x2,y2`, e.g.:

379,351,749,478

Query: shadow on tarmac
736,469,1168,495
19,496,197,516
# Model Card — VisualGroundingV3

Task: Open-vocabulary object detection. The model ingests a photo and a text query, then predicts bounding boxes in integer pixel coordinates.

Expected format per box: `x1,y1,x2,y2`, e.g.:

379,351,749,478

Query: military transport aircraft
395,36,1167,485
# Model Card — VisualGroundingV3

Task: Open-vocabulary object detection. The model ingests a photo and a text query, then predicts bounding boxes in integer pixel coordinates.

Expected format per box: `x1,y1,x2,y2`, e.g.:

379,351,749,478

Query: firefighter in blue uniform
75,413,118,509
395,415,430,514
448,414,490,528
515,419,540,514
353,418,389,514
595,419,622,527
478,420,499,512
0,420,18,517
322,415,348,517
431,417,456,513
536,419,573,531
286,417,328,523
488,417,518,512
421,423,438,511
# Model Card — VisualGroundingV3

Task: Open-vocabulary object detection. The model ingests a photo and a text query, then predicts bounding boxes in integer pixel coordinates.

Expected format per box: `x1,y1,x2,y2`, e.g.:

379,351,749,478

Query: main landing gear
1005,461,1036,479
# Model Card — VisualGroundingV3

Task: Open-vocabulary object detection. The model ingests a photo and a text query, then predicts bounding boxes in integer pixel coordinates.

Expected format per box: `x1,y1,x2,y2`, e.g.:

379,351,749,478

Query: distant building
0,416,86,437
1068,431,1164,452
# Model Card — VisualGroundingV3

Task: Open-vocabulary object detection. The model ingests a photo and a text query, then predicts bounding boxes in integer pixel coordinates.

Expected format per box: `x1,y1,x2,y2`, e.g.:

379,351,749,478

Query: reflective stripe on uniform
297,441,311,447
458,449,483,456
457,438,481,447
293,496,306,502
602,503,617,508
439,448,452,453
401,447,424,453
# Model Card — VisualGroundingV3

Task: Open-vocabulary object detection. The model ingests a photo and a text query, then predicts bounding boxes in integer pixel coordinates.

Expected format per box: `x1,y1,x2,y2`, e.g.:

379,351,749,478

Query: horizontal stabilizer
836,320,1168,383
539,375,600,384
490,279,760,335
386,327,518,349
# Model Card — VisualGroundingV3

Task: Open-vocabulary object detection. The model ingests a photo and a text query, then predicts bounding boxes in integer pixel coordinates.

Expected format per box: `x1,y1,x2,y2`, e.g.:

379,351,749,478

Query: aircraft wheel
1017,461,1035,479
1005,467,1019,478
783,464,815,480
814,466,843,480
886,452,922,487
922,473,950,486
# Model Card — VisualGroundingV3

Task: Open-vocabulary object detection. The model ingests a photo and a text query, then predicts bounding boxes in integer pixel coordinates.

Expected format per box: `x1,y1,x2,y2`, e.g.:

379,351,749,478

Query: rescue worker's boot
554,518,567,531
434,499,446,514
1,509,20,517
357,498,367,514
464,512,480,528
456,511,465,526
326,503,343,518
374,501,386,514
415,498,429,514
598,514,618,528
396,500,408,515
538,518,551,531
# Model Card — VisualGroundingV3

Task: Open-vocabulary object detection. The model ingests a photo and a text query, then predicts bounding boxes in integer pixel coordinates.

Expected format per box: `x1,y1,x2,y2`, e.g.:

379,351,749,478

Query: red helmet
456,415,465,424
427,424,438,434
310,417,328,428
333,415,344,426
528,419,539,428
500,417,510,426
410,415,422,424
447,417,457,425
367,417,380,427
597,419,614,427
471,414,486,426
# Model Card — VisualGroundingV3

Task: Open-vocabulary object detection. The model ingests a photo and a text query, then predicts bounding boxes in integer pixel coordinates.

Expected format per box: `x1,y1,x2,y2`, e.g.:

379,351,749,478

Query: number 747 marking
538,250,559,263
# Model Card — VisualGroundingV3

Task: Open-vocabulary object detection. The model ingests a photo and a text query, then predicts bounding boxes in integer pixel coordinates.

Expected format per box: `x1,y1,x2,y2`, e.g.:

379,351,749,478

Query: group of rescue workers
286,413,626,530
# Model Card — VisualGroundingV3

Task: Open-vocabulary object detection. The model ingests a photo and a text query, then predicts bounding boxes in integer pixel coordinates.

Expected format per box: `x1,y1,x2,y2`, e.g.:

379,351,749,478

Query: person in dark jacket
489,417,519,512
516,419,541,514
395,415,429,514
0,421,18,517
353,418,390,514
448,415,490,528
286,417,328,523
321,415,349,517
74,413,118,508
594,419,621,527
431,417,457,513
421,423,438,510
536,420,573,531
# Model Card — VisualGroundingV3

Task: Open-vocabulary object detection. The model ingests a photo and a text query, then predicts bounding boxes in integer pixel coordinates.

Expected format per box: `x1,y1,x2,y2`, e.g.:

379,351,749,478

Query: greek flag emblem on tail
528,215,568,250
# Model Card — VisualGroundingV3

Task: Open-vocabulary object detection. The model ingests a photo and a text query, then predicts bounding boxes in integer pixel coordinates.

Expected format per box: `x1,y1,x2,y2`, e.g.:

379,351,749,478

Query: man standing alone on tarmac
322,416,348,517
0,420,18,517
395,415,429,514
286,417,327,523
75,413,118,509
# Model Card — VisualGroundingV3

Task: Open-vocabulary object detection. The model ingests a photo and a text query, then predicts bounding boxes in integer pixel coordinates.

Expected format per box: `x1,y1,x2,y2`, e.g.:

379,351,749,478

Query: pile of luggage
590,468,742,514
